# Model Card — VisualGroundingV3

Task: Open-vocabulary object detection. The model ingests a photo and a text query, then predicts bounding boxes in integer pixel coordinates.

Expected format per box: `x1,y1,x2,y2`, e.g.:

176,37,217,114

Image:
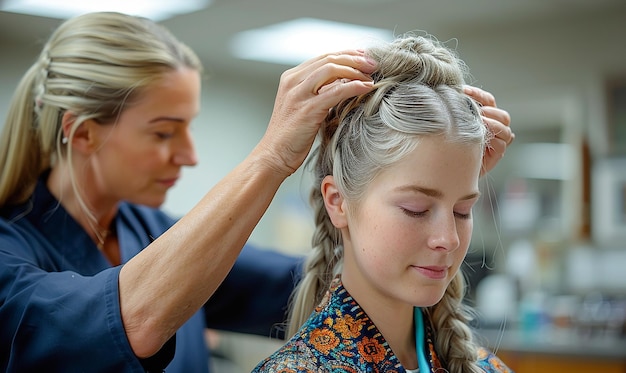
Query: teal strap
414,307,431,373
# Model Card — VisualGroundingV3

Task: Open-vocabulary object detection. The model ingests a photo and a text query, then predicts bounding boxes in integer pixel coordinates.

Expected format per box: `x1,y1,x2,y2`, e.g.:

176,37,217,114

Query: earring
61,137,68,145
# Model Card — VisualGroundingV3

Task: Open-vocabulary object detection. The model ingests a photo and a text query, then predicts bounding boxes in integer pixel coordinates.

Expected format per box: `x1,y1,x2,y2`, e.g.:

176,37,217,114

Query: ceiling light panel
230,18,394,66
1,0,211,21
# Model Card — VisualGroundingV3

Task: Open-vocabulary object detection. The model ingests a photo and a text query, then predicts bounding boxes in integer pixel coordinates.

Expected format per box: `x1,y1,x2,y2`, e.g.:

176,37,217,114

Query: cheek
458,220,474,245
95,144,165,193
353,206,388,238
452,221,473,265
356,215,415,263
349,202,418,261
109,140,166,171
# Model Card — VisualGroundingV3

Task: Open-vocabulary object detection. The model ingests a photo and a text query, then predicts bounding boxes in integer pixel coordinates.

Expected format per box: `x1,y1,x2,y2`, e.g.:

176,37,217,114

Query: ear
61,111,101,154
321,175,348,228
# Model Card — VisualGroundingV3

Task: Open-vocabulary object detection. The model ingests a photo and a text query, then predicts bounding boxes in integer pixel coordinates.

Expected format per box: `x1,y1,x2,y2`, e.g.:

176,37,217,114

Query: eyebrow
394,185,481,201
148,116,186,124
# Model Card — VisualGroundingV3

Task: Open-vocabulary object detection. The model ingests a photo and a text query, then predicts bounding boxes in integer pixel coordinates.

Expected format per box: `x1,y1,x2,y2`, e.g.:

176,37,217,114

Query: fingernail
365,57,377,66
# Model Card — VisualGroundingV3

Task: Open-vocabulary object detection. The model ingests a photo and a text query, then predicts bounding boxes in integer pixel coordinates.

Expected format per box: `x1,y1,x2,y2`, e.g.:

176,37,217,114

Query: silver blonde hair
288,33,489,373
0,11,202,208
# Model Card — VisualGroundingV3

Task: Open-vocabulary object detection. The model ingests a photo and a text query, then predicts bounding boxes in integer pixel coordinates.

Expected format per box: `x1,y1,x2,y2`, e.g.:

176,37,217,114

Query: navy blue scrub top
0,174,302,372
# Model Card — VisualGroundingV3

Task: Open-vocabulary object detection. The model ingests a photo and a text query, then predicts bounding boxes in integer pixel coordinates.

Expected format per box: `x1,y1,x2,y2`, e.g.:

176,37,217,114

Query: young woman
253,34,513,373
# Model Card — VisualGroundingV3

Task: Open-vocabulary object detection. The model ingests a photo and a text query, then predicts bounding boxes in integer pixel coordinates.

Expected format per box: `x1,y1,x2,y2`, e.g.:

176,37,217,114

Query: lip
158,177,179,188
412,265,449,280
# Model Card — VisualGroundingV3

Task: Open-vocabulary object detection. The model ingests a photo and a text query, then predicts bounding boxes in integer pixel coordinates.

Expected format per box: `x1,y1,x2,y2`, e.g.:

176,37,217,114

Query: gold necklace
95,227,111,251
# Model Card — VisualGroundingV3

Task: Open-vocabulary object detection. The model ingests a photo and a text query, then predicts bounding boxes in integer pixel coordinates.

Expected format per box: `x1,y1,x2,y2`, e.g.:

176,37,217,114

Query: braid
286,107,345,338
34,43,62,162
429,273,483,373
33,45,51,117
286,184,341,337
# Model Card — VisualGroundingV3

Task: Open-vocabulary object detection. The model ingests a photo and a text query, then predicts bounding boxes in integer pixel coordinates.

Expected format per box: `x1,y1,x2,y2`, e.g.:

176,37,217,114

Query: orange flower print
334,314,365,339
489,356,511,372
328,363,359,373
309,328,340,355
429,344,442,369
357,336,386,363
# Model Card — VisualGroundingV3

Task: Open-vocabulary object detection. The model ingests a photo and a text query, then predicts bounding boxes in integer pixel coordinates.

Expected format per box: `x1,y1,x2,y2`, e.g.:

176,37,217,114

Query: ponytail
0,61,53,207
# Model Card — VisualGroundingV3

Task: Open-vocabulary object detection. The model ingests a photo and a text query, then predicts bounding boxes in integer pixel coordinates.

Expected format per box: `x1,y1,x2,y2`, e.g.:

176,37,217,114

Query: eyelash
401,208,472,220
155,132,174,140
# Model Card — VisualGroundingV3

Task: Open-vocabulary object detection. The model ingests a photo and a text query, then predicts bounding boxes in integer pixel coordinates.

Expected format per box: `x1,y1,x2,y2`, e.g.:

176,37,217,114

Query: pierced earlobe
61,137,68,145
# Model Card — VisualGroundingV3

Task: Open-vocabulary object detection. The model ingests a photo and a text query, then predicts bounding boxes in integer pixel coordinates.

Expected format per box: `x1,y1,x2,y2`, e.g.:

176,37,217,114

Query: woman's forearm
118,146,287,358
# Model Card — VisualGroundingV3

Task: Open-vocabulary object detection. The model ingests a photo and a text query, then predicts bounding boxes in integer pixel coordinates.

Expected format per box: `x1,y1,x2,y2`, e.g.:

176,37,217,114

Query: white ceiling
1,0,625,83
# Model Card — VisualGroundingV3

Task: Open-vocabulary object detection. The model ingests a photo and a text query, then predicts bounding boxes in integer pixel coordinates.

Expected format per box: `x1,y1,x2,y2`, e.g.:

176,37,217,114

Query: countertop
476,327,626,360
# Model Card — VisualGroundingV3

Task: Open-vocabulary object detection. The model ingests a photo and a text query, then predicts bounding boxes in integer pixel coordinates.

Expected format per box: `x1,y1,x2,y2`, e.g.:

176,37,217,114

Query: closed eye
401,208,427,218
402,208,472,220
155,132,174,140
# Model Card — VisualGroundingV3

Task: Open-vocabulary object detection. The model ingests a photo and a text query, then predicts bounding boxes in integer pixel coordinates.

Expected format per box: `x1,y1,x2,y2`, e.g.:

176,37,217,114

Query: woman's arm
118,51,376,358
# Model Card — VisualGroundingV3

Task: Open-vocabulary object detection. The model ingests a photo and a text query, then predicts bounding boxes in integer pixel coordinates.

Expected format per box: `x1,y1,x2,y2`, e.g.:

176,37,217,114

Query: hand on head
257,50,376,176
463,85,514,175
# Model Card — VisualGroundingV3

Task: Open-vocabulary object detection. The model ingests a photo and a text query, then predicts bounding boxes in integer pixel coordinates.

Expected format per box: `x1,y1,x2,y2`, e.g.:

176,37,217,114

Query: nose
427,213,461,252
172,129,198,166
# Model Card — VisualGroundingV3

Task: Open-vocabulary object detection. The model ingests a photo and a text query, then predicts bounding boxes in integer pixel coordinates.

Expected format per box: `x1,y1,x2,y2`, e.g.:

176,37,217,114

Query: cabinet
498,351,626,373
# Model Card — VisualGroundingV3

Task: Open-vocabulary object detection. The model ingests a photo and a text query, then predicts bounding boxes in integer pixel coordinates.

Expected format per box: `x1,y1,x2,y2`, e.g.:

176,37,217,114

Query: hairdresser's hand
259,50,376,176
464,86,514,175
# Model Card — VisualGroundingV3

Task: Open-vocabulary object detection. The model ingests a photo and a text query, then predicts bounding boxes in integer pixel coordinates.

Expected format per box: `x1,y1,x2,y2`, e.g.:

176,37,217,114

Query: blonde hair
0,11,202,208
288,33,488,373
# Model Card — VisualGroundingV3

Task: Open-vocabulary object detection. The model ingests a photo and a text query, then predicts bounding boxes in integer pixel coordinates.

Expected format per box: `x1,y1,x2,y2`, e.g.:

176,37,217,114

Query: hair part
287,33,488,373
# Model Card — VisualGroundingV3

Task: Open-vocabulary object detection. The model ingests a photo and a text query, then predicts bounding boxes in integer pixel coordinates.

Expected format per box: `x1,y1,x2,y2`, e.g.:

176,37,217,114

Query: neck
341,274,418,369
47,163,118,249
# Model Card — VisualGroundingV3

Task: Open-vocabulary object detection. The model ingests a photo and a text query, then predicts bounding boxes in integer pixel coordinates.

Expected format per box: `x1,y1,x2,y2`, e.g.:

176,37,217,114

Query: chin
415,290,447,308
416,299,442,308
127,195,167,208
147,197,167,208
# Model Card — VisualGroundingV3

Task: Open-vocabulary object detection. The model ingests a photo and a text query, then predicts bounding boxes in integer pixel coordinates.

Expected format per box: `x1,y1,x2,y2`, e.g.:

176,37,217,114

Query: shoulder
252,340,321,373
476,347,514,373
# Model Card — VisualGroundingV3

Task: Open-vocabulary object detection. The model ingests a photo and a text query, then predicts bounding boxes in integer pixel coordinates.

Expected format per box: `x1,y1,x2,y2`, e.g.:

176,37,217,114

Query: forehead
368,136,482,194
138,68,200,99
121,68,201,115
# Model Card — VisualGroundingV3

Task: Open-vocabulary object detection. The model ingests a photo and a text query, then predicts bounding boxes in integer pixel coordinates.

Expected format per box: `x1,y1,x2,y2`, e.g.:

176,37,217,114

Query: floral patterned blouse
252,279,513,373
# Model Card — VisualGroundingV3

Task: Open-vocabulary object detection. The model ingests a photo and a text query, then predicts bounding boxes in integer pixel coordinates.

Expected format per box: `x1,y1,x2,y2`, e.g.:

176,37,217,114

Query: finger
483,116,515,145
282,52,376,95
317,77,374,98
288,49,368,74
309,65,372,94
283,50,374,86
486,137,507,160
464,85,496,107
308,53,377,95
481,105,511,128
481,136,508,175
